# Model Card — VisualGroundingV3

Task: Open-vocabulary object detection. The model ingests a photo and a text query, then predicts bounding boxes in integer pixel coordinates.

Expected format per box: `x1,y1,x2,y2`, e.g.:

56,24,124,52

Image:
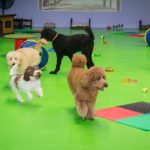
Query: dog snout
39,52,42,56
37,72,41,77
104,83,108,88
36,71,42,78
12,63,15,66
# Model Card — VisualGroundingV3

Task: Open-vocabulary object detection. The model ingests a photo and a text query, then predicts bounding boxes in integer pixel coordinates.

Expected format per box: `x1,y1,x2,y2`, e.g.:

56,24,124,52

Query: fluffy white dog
9,65,43,103
6,39,48,73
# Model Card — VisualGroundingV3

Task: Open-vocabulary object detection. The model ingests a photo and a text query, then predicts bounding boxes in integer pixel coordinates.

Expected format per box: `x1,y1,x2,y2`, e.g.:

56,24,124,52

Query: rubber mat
119,102,150,114
128,34,144,38
94,107,141,121
116,114,150,131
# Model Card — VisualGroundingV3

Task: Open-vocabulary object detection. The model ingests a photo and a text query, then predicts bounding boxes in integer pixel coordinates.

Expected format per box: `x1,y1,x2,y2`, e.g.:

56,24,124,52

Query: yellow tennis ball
143,87,148,93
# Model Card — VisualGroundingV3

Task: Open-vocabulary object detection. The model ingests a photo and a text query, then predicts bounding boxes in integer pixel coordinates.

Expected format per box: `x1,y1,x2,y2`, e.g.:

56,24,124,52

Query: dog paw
49,71,57,74
37,93,43,97
21,101,25,104
89,117,94,121
82,117,86,121
39,52,42,56
36,88,43,97
16,95,25,103
17,99,25,103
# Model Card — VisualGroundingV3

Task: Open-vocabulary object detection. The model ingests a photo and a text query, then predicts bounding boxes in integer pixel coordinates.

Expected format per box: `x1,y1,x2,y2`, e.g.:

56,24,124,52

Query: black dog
40,27,95,74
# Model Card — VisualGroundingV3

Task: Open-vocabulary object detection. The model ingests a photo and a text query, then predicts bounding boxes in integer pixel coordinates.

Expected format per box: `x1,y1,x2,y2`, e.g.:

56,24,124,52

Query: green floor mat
117,114,150,131
1,28,150,150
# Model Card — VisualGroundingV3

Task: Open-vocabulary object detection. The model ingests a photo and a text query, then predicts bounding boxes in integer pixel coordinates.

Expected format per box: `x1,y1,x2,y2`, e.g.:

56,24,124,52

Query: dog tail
85,26,94,41
35,38,48,53
72,54,87,68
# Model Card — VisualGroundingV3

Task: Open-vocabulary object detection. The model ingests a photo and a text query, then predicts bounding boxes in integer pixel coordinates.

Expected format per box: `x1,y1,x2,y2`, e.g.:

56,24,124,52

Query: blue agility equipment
144,28,150,47
21,40,49,69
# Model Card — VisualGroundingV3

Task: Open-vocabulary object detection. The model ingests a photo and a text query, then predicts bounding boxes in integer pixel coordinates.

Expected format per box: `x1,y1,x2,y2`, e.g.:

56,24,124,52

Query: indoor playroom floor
0,28,150,150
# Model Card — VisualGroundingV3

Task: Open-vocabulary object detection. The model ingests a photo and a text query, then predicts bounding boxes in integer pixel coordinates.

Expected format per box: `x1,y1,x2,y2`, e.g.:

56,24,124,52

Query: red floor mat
95,106,141,121
128,34,144,38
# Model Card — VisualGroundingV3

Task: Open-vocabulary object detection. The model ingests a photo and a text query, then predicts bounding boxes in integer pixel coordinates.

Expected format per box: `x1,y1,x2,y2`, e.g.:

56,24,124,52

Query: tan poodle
6,39,48,74
67,54,108,120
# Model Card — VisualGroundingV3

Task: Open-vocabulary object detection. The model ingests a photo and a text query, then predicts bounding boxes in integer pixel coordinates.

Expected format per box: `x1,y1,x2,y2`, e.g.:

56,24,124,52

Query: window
39,0,120,11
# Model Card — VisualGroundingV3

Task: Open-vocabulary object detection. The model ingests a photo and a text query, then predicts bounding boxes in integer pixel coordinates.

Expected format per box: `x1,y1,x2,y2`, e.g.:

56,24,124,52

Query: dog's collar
52,33,59,42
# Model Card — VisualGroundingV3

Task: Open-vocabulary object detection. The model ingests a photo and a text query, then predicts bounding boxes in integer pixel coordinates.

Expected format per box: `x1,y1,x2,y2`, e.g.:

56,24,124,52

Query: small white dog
6,39,48,73
9,65,43,103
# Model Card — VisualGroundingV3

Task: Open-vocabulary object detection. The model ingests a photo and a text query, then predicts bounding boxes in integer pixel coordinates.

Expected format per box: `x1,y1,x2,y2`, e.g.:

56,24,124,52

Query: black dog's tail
85,26,94,41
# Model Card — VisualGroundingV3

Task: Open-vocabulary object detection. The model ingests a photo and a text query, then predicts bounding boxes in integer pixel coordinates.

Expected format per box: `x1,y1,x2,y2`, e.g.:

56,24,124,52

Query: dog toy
121,78,138,83
130,79,138,83
105,67,114,72
143,87,148,93
103,40,108,44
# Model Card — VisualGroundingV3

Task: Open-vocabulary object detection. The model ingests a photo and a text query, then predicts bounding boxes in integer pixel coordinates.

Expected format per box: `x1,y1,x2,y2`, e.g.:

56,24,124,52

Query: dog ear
33,65,39,70
6,51,12,65
23,66,33,81
80,73,89,88
23,72,30,81
19,55,23,65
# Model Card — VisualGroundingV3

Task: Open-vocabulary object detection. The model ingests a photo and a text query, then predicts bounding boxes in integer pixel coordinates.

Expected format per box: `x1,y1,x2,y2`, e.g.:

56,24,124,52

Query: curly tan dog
67,54,108,120
6,39,48,74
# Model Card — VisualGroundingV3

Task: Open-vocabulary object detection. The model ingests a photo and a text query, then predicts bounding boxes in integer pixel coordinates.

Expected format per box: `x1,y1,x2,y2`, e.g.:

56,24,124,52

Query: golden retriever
67,54,108,120
6,39,48,73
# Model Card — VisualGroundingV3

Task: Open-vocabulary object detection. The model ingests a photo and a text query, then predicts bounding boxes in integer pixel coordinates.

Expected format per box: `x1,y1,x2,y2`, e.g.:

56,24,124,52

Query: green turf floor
0,29,150,150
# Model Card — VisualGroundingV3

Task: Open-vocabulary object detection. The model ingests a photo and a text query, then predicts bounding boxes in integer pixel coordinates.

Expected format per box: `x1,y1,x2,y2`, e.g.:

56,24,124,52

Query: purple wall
4,0,150,28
